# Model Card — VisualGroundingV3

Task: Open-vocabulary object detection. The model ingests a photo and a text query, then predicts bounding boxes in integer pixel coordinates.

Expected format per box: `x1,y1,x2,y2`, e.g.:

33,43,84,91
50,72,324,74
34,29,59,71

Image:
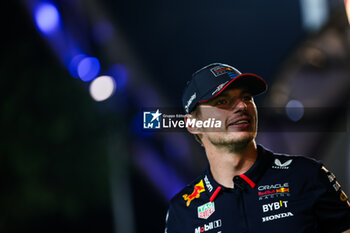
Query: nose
233,99,248,113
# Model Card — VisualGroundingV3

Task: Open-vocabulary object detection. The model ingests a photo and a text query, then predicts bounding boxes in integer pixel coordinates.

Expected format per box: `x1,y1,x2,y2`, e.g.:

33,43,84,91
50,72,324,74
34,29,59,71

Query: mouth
233,120,249,125
227,117,251,130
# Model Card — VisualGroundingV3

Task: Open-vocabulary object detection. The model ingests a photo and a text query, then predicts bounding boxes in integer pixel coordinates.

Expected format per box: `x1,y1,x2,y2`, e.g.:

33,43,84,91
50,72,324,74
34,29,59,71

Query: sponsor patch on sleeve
183,180,205,207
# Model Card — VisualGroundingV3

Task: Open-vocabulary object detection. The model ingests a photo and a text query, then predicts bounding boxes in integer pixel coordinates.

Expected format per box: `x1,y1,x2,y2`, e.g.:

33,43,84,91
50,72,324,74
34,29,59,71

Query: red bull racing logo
183,180,205,207
258,183,290,200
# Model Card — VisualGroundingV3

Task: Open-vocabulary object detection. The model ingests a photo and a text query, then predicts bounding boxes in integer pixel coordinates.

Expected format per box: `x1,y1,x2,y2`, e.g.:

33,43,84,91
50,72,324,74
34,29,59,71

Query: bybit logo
262,200,288,213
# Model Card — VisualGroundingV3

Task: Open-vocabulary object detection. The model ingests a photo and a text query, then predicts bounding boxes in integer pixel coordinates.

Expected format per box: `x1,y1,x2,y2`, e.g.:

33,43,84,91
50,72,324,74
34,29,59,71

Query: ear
185,114,202,135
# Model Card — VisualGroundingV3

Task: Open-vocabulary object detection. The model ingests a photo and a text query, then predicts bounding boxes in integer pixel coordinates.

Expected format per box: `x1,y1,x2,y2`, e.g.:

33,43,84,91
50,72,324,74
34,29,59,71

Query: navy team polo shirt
165,145,350,233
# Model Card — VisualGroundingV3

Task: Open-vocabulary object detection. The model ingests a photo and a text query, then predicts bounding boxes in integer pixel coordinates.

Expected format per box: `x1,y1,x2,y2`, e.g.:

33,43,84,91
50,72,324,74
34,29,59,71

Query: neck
205,140,258,188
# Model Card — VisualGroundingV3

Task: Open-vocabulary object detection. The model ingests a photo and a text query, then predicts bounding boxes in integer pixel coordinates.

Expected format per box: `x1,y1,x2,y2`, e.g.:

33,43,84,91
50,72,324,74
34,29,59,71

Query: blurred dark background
2,0,350,232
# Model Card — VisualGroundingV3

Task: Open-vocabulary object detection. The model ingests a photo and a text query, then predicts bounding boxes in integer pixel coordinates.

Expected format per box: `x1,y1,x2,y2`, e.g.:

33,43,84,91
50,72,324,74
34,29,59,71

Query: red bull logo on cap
210,66,234,77
183,180,205,207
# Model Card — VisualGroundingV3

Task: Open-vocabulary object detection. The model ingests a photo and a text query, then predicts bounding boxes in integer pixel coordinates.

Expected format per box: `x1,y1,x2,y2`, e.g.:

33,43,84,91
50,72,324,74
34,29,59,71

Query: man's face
195,86,258,148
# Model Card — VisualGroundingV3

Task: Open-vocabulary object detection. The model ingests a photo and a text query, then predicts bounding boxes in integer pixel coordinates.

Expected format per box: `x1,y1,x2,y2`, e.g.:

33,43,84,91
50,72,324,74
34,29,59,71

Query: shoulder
169,175,205,207
262,146,321,169
166,174,210,232
260,145,322,176
259,146,327,192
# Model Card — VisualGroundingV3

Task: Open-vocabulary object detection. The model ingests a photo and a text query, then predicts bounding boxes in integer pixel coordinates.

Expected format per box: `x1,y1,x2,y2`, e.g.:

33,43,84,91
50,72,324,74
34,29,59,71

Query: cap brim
198,73,267,104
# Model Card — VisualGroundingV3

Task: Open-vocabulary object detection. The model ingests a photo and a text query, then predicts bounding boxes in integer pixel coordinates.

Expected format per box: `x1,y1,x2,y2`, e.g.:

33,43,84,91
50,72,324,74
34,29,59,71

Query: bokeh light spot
77,57,100,82
89,76,116,101
34,3,60,34
68,54,87,78
286,99,304,122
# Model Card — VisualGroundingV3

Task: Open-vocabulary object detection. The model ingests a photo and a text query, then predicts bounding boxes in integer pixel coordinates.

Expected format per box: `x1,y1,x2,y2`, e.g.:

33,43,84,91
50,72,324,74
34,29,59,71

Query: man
165,63,350,233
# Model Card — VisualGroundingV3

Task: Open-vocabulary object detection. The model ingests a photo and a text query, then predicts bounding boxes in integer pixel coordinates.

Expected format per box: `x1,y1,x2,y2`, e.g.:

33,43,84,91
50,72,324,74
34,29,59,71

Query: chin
230,136,254,147
207,131,256,148
226,131,256,143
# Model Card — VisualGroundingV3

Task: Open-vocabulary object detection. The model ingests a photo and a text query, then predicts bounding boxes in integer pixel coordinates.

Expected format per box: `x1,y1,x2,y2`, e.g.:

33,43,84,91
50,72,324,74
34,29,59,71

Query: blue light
133,142,185,200
286,99,304,122
131,113,154,138
34,3,60,35
68,54,87,78
77,57,101,82
107,64,128,89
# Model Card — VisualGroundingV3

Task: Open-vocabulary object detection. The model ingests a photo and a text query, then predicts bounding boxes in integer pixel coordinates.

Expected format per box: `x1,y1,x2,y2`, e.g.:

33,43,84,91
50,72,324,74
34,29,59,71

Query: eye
242,95,253,101
215,99,227,105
